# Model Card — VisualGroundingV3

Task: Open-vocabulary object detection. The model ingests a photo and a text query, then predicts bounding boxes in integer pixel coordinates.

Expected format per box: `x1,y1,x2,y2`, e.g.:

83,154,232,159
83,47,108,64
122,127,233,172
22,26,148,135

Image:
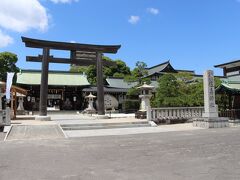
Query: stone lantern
17,93,26,115
135,82,154,120
137,82,154,112
84,92,96,113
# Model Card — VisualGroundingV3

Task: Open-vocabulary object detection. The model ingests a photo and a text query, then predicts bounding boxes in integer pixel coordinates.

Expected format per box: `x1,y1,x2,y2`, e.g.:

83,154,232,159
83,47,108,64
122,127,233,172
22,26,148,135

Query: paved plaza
5,114,203,140
0,119,240,179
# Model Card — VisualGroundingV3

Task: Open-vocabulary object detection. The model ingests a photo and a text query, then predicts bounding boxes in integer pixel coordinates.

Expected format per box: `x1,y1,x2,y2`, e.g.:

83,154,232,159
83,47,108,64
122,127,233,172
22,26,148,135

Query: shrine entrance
22,37,121,120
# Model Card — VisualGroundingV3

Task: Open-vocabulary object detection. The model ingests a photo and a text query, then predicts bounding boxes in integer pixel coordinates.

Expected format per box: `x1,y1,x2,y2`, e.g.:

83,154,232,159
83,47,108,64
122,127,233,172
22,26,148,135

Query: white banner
6,72,14,101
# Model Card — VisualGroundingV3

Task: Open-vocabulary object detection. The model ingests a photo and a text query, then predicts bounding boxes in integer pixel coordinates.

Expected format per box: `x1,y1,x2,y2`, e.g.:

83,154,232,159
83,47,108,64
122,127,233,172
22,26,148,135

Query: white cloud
0,0,48,32
0,30,13,48
128,16,140,24
50,0,78,3
147,8,159,15
70,40,76,43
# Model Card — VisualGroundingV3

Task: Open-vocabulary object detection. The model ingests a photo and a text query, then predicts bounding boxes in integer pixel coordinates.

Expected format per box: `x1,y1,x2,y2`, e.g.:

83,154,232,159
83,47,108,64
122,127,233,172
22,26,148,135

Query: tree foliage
69,56,131,85
153,74,183,107
0,52,19,82
152,73,222,107
104,59,131,78
86,65,97,85
131,61,148,83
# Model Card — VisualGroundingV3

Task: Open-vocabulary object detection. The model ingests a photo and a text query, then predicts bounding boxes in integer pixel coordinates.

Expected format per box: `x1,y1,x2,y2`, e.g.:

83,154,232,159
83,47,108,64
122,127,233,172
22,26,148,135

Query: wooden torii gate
22,37,121,120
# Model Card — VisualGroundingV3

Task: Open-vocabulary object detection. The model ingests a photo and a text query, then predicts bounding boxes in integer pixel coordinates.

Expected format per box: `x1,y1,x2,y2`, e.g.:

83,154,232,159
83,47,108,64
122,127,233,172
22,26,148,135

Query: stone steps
61,121,151,131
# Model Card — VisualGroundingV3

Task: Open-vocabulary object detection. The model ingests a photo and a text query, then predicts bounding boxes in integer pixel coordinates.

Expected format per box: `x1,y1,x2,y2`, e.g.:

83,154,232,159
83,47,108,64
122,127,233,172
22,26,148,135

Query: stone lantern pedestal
135,83,154,120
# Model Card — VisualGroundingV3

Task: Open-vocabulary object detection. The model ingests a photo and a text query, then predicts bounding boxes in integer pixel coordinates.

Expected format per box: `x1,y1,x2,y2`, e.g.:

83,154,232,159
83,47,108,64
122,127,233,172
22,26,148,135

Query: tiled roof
17,70,90,86
106,78,138,89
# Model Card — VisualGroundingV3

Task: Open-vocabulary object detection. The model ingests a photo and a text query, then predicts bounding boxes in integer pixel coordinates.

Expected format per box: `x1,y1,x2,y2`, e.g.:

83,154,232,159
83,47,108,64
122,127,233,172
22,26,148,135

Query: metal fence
219,109,240,120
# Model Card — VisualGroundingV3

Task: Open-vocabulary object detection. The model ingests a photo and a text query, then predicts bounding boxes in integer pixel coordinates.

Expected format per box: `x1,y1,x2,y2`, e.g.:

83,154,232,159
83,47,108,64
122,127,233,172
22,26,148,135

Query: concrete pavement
0,127,240,179
7,114,204,139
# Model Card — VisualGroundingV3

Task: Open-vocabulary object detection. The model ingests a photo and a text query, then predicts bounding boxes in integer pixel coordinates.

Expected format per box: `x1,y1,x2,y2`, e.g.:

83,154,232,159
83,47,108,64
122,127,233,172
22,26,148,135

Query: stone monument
104,94,119,110
202,70,218,118
193,70,229,128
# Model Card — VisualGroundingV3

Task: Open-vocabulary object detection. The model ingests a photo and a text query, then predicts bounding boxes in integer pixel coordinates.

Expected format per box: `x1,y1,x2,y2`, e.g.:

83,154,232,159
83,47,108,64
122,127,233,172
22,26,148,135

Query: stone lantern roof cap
85,92,96,98
137,82,154,90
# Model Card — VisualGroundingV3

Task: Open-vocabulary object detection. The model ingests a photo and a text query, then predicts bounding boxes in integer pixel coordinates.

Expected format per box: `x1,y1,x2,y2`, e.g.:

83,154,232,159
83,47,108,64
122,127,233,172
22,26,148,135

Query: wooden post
96,52,105,115
39,47,50,116
0,88,2,111
14,90,17,119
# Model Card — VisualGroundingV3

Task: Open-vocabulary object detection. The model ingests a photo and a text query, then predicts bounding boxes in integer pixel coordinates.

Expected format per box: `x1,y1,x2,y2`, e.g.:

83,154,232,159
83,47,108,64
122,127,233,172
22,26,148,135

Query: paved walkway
6,125,65,141
0,127,240,180
64,123,203,138
8,114,204,139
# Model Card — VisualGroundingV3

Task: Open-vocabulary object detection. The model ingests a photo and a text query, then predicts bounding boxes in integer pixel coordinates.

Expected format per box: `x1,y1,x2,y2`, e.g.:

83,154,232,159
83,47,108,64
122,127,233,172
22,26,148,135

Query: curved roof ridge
146,60,170,70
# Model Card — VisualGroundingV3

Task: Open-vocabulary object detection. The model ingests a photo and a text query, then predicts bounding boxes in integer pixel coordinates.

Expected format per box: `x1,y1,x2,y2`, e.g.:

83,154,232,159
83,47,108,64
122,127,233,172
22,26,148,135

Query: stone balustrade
151,107,204,123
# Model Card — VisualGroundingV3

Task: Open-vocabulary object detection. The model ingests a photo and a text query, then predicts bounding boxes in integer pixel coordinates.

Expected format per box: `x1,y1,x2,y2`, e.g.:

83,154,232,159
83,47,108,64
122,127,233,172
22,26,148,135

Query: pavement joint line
4,125,12,141
57,123,68,139
4,136,65,142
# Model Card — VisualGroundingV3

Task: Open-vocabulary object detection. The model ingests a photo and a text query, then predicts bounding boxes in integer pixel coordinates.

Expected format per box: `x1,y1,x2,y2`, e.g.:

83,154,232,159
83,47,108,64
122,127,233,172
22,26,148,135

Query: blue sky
1,0,240,75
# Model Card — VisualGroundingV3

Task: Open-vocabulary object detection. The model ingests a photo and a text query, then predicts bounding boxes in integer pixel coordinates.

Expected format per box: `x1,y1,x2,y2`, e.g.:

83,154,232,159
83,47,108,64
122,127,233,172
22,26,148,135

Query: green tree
70,65,88,74
0,52,19,82
86,65,97,85
104,59,131,78
152,73,222,108
153,74,181,107
69,56,131,85
131,61,148,84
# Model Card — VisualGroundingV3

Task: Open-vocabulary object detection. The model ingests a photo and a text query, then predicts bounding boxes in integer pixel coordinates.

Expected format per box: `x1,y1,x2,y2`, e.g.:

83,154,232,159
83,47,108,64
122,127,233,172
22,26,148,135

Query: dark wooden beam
26,56,116,67
96,52,105,115
22,36,121,53
39,48,50,116
70,50,76,60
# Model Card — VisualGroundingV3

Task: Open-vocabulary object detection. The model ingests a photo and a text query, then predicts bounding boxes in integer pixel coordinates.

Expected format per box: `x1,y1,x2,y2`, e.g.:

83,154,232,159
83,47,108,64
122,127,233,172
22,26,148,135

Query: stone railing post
146,106,151,121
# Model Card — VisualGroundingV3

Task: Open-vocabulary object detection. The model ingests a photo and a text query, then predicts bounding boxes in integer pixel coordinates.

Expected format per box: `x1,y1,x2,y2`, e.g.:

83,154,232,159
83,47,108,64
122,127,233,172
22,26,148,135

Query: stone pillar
96,52,105,115
193,70,229,128
203,70,218,118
